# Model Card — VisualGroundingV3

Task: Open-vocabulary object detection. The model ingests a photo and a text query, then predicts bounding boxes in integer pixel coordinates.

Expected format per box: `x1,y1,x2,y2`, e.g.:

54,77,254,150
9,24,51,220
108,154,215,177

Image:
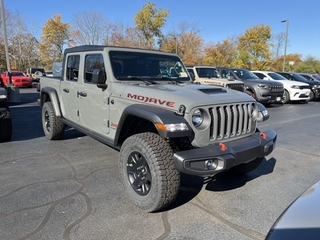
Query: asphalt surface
1,87,320,240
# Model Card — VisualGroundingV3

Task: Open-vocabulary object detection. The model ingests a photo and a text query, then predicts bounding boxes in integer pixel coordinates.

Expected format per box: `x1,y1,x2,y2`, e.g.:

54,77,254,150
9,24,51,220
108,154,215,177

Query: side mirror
92,69,108,89
189,72,195,81
263,77,268,80
227,75,234,80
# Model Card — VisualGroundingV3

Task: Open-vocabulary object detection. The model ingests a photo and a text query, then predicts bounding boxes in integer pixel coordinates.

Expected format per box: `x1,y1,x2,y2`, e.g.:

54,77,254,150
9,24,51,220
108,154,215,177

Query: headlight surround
312,85,320,88
290,85,300,89
192,108,203,127
257,84,271,89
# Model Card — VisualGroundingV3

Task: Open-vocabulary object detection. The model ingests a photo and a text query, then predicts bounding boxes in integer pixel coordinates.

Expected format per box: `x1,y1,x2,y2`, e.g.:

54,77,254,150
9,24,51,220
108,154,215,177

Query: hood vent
199,88,227,94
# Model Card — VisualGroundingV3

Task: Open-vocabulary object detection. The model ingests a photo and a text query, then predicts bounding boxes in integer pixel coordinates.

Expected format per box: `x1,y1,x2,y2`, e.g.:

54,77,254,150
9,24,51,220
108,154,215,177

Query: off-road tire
229,157,264,175
119,132,180,212
42,102,65,140
282,90,290,104
0,110,12,142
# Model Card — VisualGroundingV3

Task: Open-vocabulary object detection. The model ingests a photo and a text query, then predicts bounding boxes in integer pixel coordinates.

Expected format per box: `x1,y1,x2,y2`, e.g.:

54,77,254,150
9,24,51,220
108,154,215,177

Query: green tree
293,55,320,73
236,24,273,70
39,14,70,68
134,2,169,49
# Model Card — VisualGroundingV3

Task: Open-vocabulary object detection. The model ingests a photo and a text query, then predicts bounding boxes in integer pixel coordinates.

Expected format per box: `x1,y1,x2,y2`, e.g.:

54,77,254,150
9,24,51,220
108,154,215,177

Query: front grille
271,85,284,92
209,103,256,141
299,85,309,90
226,83,244,92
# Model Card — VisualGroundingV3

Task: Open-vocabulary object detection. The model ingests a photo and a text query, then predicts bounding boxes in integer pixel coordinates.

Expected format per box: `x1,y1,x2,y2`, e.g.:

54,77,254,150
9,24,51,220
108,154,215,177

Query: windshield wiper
126,76,158,85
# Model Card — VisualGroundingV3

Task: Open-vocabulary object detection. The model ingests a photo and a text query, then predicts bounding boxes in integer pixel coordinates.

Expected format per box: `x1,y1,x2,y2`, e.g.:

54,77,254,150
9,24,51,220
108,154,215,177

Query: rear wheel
119,132,180,212
42,102,65,140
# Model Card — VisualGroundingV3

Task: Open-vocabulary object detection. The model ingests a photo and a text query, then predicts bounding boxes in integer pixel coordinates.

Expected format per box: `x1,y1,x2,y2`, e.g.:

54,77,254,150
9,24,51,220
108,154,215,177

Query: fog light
205,159,218,170
276,97,281,101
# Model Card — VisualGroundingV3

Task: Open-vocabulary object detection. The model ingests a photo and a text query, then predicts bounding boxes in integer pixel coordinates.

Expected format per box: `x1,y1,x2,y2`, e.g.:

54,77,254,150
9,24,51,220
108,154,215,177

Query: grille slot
209,103,255,141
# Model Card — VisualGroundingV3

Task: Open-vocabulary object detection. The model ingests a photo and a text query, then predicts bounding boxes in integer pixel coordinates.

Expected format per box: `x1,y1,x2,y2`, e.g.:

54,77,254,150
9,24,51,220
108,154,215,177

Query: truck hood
119,82,254,113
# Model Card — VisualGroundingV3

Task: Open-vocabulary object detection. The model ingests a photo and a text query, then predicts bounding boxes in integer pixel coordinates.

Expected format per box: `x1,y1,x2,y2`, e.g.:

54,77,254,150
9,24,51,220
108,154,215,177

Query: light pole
281,19,289,71
0,0,11,74
173,37,178,54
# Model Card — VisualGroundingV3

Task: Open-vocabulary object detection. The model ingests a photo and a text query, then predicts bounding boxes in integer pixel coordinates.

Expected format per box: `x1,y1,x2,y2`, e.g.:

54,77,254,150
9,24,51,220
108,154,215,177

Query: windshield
268,72,287,80
109,51,190,81
312,74,320,81
11,72,25,76
292,73,309,81
196,67,220,78
231,69,259,80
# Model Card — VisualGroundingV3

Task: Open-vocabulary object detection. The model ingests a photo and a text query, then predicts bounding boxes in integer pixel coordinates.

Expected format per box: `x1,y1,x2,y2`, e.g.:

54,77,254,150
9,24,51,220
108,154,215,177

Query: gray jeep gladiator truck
39,45,277,212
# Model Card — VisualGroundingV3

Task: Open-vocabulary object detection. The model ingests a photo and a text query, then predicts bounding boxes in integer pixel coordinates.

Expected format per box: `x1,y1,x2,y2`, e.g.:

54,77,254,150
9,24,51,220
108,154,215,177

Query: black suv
276,71,320,101
0,86,12,141
217,67,284,105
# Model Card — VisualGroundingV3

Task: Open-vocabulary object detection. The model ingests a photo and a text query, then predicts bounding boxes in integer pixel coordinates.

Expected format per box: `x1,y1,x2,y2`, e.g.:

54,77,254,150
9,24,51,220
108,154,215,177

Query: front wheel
42,102,65,140
229,157,264,175
0,117,12,142
308,91,315,102
282,90,290,104
119,132,180,212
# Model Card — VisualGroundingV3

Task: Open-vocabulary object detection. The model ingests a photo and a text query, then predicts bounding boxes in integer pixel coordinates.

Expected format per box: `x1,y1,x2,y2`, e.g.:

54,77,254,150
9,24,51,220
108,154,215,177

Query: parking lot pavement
1,88,320,240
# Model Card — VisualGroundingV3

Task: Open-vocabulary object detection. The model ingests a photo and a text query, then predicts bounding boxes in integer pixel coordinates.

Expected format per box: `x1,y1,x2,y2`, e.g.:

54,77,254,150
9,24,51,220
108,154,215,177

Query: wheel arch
40,87,62,117
114,104,193,147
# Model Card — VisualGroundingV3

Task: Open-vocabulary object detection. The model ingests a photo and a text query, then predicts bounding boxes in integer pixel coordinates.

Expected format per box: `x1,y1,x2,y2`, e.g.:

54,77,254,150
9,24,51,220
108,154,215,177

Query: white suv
252,70,310,104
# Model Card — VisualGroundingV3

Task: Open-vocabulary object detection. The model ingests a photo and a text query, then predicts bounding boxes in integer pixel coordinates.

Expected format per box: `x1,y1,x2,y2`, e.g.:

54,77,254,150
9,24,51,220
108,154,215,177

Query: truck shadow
165,157,276,211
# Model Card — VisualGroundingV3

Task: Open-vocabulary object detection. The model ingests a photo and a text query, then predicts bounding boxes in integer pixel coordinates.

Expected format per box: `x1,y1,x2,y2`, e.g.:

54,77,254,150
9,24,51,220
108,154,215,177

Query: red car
0,71,32,88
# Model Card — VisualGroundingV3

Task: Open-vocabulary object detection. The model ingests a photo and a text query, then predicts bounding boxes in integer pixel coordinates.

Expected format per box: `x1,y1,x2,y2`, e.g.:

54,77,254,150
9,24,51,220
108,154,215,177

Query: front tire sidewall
120,133,180,212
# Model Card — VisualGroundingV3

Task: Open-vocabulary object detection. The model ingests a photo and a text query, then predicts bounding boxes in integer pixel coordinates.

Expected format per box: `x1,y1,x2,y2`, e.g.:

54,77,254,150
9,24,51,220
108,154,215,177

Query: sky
4,0,320,59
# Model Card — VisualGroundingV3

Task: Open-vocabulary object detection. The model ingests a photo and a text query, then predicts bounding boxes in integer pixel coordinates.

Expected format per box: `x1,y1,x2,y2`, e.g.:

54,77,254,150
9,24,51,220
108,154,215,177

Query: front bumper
173,129,277,176
258,90,283,103
290,89,310,101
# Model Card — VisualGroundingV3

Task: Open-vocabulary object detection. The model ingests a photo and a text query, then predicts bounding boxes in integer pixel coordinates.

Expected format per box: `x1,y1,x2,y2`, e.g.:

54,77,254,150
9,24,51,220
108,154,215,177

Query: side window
66,55,80,81
254,73,264,79
84,54,105,84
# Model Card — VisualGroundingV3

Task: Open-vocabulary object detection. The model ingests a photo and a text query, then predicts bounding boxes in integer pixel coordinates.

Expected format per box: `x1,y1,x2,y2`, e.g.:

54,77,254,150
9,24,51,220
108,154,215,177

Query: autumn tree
202,38,238,67
106,21,147,48
39,14,70,68
236,24,273,70
134,2,169,49
161,22,203,65
70,10,108,45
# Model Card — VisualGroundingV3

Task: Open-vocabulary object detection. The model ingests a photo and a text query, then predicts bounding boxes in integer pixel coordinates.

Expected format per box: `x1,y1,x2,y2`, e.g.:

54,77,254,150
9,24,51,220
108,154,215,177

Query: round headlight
192,109,203,127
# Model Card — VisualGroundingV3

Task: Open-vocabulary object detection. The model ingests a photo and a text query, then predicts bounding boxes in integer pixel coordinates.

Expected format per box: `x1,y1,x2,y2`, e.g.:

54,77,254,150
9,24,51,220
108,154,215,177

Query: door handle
77,91,87,97
63,88,69,93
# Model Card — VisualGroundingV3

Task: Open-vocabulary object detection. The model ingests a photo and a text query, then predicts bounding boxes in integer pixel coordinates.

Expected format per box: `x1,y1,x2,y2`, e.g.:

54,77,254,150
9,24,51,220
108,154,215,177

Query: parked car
0,84,12,141
298,73,320,82
217,67,284,105
252,70,310,104
186,66,245,92
45,71,53,77
26,68,46,82
266,180,320,240
276,71,320,101
0,71,32,88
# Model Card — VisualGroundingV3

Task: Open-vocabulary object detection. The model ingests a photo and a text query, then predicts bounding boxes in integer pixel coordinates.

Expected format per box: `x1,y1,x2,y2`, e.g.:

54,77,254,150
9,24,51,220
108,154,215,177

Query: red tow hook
260,132,267,139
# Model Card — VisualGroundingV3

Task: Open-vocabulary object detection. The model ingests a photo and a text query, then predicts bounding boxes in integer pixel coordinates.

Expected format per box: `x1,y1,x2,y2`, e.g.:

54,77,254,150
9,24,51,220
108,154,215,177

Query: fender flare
40,87,62,117
114,104,193,146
